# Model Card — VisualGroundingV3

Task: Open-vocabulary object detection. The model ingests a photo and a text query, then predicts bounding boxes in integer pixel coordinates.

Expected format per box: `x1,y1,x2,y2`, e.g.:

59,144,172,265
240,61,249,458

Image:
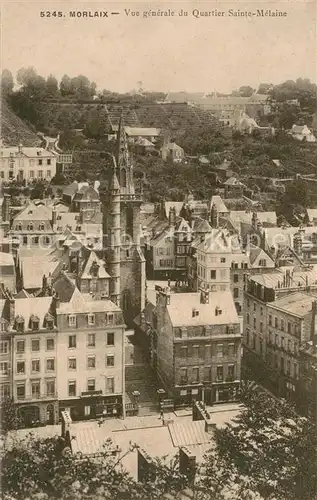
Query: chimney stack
3,194,10,223
52,208,57,227
169,206,176,227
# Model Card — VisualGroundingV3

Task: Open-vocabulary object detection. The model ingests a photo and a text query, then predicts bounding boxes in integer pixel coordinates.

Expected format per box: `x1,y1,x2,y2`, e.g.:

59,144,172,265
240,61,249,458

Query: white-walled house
0,144,57,181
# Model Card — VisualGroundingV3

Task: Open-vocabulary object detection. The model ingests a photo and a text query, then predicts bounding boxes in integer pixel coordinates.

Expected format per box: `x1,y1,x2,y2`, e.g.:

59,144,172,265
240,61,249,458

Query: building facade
0,145,57,181
154,287,241,406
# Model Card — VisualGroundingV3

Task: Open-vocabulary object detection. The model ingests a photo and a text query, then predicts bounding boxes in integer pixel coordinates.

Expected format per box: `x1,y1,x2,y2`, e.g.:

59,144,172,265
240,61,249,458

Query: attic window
16,317,25,332
39,223,45,231
215,307,222,316
192,308,199,317
27,223,34,231
30,315,40,331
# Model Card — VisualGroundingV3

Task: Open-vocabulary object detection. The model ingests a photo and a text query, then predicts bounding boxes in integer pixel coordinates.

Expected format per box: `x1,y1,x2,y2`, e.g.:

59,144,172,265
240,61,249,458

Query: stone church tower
107,114,146,325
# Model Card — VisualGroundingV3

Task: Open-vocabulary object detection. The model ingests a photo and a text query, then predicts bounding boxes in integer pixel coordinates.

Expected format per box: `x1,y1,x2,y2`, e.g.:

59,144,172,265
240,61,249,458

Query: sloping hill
1,99,41,146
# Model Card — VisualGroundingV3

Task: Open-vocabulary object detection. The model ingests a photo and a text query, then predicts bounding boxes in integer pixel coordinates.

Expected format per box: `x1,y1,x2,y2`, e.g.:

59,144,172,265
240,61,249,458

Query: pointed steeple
110,170,120,192
115,109,135,196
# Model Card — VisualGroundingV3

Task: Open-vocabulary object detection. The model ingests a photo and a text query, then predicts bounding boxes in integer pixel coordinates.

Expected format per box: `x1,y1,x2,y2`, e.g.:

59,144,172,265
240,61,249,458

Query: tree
60,74,74,97
238,86,255,97
45,75,59,97
257,83,273,95
1,69,14,95
0,398,22,434
16,66,38,87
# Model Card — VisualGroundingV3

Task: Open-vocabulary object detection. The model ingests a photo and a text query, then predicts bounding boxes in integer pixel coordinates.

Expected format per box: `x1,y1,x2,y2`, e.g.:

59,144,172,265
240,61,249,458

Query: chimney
9,295,15,324
42,274,47,295
61,410,72,447
169,206,176,227
18,143,23,153
3,194,10,223
200,289,209,304
52,208,57,227
80,209,85,224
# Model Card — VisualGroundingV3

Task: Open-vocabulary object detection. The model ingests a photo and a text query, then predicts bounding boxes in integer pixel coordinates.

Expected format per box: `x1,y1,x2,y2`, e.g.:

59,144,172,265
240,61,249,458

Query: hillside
1,99,41,146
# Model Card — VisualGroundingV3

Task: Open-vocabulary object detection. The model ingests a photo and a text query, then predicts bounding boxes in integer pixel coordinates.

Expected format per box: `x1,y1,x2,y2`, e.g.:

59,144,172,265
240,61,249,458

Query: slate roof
21,259,61,290
210,195,229,213
79,250,110,279
269,291,317,317
57,288,121,315
166,290,239,327
14,297,53,329
0,147,56,158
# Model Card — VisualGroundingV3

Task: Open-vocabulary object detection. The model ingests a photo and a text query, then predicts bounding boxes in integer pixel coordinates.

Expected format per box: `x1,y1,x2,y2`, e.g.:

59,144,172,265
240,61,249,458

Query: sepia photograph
0,0,316,498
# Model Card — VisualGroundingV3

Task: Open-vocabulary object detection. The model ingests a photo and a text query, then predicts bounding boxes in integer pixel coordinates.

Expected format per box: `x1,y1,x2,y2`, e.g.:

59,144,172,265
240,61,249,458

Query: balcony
81,390,103,398
16,392,58,402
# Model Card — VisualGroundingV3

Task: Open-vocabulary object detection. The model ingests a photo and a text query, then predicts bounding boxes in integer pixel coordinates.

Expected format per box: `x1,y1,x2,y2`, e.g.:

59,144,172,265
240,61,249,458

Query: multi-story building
154,286,241,406
55,288,126,420
10,295,59,427
0,296,12,406
243,266,317,403
0,144,57,181
298,339,317,423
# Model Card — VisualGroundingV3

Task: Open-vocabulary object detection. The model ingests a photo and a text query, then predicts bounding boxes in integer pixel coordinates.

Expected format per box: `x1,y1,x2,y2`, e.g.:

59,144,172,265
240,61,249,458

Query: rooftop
249,266,317,289
269,291,317,317
165,290,239,327
0,252,14,266
57,287,122,315
0,146,56,158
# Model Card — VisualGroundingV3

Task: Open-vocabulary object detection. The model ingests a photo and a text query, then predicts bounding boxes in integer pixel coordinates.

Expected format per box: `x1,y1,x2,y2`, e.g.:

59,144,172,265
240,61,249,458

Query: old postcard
0,1,316,498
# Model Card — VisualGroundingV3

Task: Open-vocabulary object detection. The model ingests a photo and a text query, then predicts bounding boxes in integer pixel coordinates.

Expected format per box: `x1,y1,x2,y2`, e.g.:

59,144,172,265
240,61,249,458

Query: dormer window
192,308,199,317
87,314,95,326
30,315,40,331
44,313,54,330
15,316,25,332
215,307,222,316
15,224,22,231
106,313,114,325
68,315,76,327
39,223,45,231
27,223,34,231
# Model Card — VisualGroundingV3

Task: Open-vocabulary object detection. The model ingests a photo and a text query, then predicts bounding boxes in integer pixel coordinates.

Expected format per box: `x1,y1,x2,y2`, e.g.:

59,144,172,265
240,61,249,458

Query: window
46,380,55,397
269,314,272,326
0,384,10,399
220,257,226,263
87,355,96,369
16,383,26,400
106,355,114,367
288,340,292,352
216,344,223,358
281,320,285,332
47,159,51,165
29,170,34,178
253,303,256,312
68,380,76,397
16,361,25,374
203,366,212,381
246,313,250,325
228,343,235,356
180,345,188,357
281,337,285,349
0,341,8,354
0,362,9,375
27,223,34,231
68,335,76,348
87,333,95,347
106,314,114,325
32,339,40,351
294,363,298,378
216,365,223,381
253,318,256,329
287,322,292,334
107,332,114,346
46,358,55,372
192,367,199,383
87,314,95,326
260,307,263,316
68,357,77,370
87,379,95,391
106,377,115,394
210,270,216,279
47,170,51,178
31,381,40,399
274,317,278,328
68,315,76,327
252,335,256,350
227,364,235,381
287,360,291,375
275,334,279,346
259,259,267,267
84,406,91,416
260,322,263,333
233,288,239,298
193,345,200,357
46,338,55,351
31,359,40,372
16,340,25,353
180,368,188,384
38,159,43,166
233,274,239,283
38,170,43,178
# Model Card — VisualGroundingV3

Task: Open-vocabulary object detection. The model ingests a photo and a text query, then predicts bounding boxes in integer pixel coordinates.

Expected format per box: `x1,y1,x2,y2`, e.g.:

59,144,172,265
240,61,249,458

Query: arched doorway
18,405,40,428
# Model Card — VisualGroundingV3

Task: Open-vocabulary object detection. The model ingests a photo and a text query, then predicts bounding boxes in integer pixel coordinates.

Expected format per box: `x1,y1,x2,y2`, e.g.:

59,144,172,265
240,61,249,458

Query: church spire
115,109,135,196
108,158,121,307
